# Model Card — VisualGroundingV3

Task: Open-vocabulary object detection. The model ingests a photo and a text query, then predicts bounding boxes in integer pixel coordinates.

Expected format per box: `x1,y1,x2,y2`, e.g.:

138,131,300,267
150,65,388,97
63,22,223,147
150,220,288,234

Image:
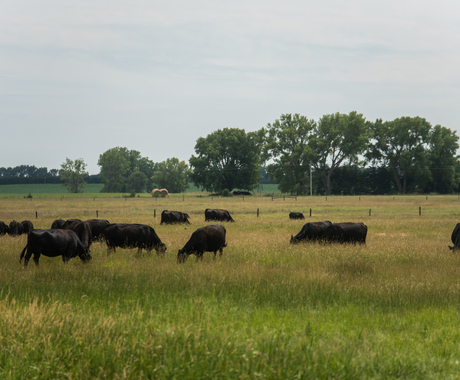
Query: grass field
0,183,281,196
1,194,460,378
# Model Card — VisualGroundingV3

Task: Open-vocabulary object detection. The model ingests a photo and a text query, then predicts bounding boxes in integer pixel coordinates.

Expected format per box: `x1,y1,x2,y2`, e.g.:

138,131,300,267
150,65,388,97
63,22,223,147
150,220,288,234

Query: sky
1,0,459,174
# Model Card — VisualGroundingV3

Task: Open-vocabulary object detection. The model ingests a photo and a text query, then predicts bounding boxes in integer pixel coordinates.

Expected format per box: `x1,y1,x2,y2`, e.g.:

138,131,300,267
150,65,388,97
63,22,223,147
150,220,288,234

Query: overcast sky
1,0,459,174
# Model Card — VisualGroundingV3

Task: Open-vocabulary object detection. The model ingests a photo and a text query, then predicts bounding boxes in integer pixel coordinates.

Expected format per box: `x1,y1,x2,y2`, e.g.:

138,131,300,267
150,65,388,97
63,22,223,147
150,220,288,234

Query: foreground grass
1,196,460,378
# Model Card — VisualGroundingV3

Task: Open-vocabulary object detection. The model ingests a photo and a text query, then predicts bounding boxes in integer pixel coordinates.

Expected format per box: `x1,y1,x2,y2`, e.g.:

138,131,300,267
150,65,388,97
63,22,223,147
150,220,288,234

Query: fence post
154,209,156,218
96,210,98,218
283,196,285,201
419,207,421,216
35,211,38,219
243,196,244,201
369,209,371,217
310,208,312,217
257,208,259,217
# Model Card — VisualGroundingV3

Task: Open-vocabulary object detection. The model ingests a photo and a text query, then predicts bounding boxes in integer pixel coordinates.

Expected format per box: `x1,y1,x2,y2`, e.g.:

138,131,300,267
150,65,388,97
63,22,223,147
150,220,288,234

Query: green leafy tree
98,147,155,193
189,128,261,193
425,125,459,193
60,158,88,193
308,111,369,195
367,116,432,194
152,158,191,193
126,170,149,193
263,114,316,195
98,147,130,192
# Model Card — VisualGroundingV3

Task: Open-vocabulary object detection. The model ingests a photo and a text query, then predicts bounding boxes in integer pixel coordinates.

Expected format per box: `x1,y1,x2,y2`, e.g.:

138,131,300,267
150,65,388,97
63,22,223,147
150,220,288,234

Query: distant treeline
0,165,102,185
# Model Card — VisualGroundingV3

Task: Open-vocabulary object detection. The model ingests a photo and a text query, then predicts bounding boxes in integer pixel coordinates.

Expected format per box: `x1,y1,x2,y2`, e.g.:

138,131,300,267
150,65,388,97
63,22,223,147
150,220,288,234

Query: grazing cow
204,208,235,222
85,219,110,241
19,229,91,267
51,218,65,229
62,219,92,252
160,210,191,225
289,212,305,220
177,224,227,263
104,223,167,256
0,221,9,235
321,222,368,244
449,223,460,251
290,221,332,244
8,220,34,236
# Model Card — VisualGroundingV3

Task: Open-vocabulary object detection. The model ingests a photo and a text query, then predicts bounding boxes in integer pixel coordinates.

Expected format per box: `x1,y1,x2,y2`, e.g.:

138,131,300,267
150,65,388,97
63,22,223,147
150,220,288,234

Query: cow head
155,243,167,256
79,251,92,263
177,249,188,263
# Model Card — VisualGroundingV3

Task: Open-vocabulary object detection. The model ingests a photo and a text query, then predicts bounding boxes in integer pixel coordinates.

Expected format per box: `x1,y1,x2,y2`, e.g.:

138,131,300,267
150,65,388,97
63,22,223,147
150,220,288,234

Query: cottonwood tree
60,158,88,193
263,114,316,195
367,116,432,194
308,111,369,195
98,147,155,193
189,128,261,193
152,158,191,193
425,125,459,193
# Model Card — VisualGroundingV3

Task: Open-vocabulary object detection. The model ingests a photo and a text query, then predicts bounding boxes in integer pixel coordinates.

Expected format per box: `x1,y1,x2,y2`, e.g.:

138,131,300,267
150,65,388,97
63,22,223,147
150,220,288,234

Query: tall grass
1,195,460,378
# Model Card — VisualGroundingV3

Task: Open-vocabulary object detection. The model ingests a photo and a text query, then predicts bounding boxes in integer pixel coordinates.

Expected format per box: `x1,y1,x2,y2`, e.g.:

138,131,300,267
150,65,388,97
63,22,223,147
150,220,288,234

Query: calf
289,212,305,220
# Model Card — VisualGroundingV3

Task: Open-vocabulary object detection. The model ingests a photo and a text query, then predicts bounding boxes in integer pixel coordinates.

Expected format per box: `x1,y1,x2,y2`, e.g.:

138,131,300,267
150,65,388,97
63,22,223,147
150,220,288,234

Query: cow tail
19,243,28,263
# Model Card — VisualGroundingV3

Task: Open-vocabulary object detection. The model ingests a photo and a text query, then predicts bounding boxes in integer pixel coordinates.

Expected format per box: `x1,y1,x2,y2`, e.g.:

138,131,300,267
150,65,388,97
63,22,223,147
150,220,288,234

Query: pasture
1,194,460,378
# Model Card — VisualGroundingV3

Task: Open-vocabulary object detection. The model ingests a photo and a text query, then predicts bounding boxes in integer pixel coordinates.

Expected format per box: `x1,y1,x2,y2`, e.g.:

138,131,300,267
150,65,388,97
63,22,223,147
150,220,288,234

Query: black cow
104,223,167,256
0,221,8,235
178,224,227,263
232,191,252,196
51,218,66,229
289,212,305,220
204,209,235,222
85,219,110,241
160,210,191,225
290,221,332,244
62,219,92,252
321,222,368,244
19,229,91,267
449,223,460,251
8,220,33,236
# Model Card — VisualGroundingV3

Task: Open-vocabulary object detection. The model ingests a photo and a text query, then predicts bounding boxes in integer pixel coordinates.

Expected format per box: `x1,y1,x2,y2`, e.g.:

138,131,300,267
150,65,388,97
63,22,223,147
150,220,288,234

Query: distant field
0,183,280,196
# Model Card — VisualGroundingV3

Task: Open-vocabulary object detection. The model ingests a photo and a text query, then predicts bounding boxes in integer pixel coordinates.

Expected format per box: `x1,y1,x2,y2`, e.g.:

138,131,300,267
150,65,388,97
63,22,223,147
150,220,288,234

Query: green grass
1,195,460,378
0,183,281,197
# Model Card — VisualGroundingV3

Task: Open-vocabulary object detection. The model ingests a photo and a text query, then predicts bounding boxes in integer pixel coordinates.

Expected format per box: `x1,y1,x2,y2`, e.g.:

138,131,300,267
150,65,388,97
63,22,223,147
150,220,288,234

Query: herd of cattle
2,208,459,268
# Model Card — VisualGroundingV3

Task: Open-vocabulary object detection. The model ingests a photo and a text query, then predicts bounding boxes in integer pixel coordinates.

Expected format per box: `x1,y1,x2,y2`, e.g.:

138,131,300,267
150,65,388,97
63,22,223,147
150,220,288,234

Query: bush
221,189,233,197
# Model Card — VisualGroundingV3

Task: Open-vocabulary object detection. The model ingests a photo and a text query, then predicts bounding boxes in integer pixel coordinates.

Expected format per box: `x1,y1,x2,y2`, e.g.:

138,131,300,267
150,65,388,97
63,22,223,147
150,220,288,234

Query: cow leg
219,247,224,257
23,250,33,268
213,251,217,260
33,253,41,267
107,246,116,256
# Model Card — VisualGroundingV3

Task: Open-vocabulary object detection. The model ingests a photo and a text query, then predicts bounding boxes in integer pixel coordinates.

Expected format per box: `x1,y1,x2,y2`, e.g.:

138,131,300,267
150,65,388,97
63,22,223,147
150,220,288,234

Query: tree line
2,112,458,195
